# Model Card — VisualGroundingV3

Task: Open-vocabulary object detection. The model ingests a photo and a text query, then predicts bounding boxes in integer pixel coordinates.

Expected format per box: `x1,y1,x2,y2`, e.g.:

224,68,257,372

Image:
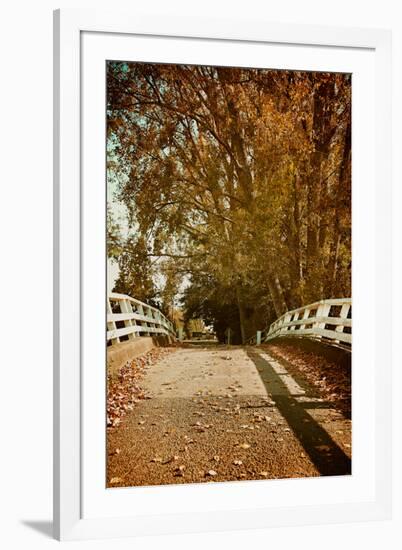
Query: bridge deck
107,344,351,487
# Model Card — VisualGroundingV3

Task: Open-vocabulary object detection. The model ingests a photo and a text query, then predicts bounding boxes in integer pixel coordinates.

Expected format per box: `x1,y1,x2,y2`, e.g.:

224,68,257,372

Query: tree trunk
326,116,351,297
328,232,341,296
235,285,247,345
289,173,304,306
267,274,288,318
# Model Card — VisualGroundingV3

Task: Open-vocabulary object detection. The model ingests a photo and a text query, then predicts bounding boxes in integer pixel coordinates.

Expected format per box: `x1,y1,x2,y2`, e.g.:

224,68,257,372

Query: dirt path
107,345,351,487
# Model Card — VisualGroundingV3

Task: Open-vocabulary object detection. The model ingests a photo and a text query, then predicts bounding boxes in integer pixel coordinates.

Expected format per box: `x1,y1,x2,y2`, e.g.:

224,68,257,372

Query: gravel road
107,345,351,487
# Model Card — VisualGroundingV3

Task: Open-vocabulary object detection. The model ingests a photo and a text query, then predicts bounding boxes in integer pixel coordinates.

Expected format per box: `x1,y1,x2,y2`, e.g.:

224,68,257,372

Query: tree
113,236,157,306
107,63,351,342
107,205,122,260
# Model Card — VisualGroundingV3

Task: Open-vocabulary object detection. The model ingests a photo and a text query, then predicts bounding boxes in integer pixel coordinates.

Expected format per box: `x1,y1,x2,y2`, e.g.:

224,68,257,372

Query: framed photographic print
54,9,392,540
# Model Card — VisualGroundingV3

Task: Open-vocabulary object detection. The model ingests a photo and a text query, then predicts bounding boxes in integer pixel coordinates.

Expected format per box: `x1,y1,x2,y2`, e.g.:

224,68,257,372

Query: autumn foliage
107,63,351,343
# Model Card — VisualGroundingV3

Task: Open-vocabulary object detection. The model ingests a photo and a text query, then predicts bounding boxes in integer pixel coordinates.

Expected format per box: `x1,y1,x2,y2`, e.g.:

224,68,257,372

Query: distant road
181,339,220,345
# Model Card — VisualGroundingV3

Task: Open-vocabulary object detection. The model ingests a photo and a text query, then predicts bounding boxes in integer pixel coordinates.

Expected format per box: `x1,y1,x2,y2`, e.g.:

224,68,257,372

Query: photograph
105,61,352,488
0,0,396,546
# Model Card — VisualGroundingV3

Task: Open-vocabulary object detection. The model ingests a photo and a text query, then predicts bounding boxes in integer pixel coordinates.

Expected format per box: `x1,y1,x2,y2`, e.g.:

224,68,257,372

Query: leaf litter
107,347,175,428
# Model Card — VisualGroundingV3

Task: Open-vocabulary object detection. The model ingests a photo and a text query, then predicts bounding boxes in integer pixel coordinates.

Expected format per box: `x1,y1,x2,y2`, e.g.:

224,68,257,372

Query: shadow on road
247,349,351,477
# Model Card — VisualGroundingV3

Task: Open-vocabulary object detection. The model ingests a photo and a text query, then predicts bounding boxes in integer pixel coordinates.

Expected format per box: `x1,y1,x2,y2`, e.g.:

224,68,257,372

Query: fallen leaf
206,470,217,477
109,477,122,484
316,445,331,452
162,455,179,464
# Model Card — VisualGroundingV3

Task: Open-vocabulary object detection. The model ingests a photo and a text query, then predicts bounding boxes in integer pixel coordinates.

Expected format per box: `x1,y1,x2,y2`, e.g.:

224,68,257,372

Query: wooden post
282,313,292,334
147,307,156,335
314,300,331,339
300,308,310,330
137,304,150,336
336,303,350,333
290,311,299,330
107,298,119,345
119,298,135,340
317,301,331,329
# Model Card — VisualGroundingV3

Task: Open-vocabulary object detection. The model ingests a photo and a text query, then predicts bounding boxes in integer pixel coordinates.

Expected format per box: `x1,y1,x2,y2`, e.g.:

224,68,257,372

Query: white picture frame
53,8,392,541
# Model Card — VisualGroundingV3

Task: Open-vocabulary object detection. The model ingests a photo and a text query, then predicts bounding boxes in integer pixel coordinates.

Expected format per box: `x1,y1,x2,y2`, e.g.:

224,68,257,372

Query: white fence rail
249,298,352,346
107,292,175,345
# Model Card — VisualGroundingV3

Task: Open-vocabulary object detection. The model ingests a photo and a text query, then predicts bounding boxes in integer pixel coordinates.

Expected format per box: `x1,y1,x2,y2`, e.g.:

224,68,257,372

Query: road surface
107,345,351,487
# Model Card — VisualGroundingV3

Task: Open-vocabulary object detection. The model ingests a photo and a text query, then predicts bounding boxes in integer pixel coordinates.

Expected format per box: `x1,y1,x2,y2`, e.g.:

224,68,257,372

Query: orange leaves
107,348,173,428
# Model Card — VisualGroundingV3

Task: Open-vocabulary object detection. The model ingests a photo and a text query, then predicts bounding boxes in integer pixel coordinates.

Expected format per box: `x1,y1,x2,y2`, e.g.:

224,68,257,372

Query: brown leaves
174,465,186,477
107,348,174,428
150,455,180,465
109,477,123,484
108,63,351,343
315,445,331,453
192,421,212,433
268,344,351,417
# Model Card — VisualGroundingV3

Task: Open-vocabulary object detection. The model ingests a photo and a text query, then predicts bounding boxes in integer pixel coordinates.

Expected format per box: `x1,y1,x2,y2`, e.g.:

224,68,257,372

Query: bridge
108,292,351,349
107,292,176,345
248,298,352,347
106,292,352,487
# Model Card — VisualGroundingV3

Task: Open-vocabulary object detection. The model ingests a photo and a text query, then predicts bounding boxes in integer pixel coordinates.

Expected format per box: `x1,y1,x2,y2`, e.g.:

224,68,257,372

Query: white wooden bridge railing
248,298,351,347
107,292,175,345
